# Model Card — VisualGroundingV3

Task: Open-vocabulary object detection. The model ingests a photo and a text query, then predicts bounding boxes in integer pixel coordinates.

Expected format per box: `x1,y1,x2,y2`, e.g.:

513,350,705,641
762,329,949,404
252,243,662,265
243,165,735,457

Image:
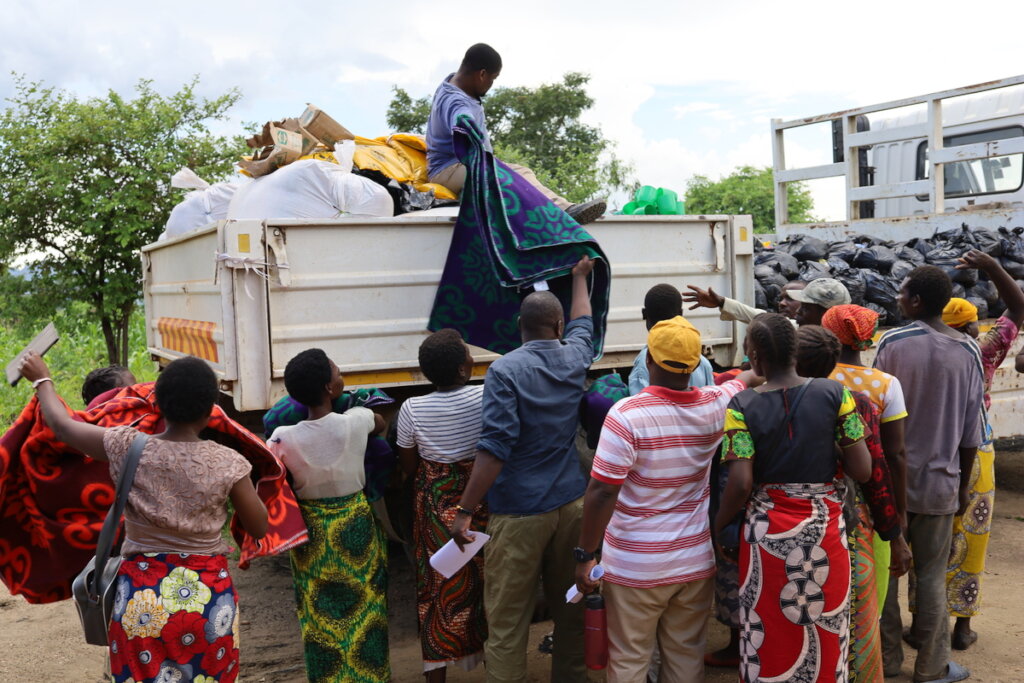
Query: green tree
385,86,431,135
0,76,246,364
386,72,634,203
685,165,815,233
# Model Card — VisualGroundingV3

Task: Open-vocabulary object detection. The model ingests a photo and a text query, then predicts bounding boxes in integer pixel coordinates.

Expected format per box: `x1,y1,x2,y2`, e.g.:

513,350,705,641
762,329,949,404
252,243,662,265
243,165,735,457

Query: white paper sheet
565,564,605,604
429,532,491,578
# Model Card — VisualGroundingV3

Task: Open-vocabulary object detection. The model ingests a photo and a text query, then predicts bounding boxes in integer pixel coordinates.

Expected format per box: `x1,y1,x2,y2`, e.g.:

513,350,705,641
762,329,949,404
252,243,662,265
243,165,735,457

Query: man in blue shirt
426,43,606,226
629,283,715,394
450,255,595,683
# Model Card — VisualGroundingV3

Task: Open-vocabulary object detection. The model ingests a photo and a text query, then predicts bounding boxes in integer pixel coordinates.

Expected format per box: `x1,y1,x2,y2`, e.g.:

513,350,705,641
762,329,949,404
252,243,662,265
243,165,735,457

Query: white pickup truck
142,212,756,413
772,74,1024,441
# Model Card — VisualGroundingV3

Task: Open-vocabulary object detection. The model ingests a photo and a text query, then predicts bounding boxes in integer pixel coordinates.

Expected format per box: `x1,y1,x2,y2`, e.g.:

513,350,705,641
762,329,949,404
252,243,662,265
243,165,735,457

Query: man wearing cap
574,317,758,682
683,278,851,327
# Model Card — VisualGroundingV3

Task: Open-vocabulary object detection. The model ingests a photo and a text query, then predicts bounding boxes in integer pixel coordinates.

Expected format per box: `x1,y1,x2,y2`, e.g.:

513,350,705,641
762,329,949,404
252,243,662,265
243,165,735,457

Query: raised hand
683,284,725,310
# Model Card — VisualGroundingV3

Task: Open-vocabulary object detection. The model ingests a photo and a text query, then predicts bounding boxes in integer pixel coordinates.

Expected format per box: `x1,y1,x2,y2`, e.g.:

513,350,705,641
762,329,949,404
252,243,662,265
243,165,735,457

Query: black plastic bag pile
752,224,1024,325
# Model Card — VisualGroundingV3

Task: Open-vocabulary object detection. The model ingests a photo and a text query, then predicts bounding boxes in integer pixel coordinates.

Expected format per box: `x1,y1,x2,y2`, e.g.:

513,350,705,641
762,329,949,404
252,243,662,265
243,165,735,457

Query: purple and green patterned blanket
428,116,611,357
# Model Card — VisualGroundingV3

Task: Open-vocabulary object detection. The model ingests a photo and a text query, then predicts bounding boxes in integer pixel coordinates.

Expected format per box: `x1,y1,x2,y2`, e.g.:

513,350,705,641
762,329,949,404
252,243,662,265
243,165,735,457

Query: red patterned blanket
0,382,307,603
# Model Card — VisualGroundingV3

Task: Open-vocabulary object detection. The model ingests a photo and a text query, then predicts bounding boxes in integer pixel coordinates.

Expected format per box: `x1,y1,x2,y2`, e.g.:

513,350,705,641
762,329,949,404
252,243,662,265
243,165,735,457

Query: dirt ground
3,450,1023,683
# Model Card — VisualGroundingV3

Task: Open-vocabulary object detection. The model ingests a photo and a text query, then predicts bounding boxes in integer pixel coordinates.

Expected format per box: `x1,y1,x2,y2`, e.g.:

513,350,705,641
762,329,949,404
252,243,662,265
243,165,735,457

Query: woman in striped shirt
396,329,487,681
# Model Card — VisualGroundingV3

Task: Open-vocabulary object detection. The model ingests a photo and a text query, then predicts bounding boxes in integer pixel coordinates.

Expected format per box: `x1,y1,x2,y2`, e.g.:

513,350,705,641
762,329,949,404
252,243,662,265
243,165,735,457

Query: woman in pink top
20,353,268,683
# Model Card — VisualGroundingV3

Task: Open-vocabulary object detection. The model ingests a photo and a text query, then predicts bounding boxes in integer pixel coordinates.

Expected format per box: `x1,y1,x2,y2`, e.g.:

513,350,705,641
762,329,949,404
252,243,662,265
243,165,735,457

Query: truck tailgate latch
712,222,726,272
266,228,292,287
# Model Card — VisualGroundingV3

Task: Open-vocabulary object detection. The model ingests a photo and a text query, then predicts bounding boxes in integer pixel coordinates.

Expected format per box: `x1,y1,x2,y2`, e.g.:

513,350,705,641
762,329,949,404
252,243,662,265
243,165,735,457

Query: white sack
226,159,393,220
161,181,240,241
171,167,211,190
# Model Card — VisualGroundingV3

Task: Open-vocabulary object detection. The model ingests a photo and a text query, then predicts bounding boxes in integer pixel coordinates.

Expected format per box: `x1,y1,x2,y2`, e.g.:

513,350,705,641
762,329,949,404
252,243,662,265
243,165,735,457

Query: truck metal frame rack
772,74,1024,243
771,75,1024,442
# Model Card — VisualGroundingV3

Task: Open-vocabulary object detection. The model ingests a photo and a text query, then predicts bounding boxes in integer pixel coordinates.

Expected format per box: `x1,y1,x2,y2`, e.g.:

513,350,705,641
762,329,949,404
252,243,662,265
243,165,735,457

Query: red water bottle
584,593,608,670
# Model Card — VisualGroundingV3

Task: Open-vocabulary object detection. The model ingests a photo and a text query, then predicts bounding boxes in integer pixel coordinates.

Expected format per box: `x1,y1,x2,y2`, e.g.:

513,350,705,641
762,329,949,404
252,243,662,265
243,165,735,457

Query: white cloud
3,0,1021,225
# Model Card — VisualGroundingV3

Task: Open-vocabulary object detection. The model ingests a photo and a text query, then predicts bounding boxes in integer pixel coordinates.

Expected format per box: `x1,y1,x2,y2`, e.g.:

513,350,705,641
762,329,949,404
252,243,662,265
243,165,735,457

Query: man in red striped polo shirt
575,316,756,682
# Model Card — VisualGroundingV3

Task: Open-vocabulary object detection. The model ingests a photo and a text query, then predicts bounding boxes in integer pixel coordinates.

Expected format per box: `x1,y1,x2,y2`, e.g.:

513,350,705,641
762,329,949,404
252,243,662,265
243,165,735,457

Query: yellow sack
298,146,339,164
352,134,457,201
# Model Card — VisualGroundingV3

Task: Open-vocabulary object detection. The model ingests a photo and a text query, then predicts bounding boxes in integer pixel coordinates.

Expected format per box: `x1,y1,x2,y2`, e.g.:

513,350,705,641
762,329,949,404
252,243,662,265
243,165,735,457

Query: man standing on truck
426,43,607,226
874,265,983,683
448,255,595,683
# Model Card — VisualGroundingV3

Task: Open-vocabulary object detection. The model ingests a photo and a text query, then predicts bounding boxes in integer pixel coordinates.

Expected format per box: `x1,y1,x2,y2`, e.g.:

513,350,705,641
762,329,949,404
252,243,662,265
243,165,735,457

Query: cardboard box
240,120,320,177
299,105,355,147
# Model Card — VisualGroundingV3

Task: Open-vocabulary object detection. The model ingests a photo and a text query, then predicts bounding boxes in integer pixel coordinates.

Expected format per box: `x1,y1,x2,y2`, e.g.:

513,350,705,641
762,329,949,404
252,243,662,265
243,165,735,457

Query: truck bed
142,214,755,412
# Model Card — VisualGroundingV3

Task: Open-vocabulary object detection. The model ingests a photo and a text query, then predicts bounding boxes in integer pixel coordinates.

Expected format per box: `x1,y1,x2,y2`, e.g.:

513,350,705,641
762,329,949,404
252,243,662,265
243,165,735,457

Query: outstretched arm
684,284,764,324
569,255,595,321
19,351,108,460
959,249,1024,327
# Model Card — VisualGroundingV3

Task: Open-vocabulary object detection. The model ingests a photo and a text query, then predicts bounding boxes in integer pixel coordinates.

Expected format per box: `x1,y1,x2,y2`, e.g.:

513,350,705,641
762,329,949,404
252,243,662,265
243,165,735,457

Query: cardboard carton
240,120,320,177
299,105,355,147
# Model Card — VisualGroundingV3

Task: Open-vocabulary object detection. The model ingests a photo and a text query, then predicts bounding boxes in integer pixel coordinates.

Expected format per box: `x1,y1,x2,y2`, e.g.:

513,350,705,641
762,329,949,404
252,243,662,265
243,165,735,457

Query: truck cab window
916,125,1024,200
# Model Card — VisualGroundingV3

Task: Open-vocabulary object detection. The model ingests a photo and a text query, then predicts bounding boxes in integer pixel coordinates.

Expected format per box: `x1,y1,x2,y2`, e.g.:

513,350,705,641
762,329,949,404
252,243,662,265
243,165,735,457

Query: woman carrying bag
20,352,268,683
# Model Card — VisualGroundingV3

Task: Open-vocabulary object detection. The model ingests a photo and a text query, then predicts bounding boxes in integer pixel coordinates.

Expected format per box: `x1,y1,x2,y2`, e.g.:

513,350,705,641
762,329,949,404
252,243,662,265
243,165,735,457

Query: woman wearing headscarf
797,323,909,683
932,250,1024,649
822,305,913,603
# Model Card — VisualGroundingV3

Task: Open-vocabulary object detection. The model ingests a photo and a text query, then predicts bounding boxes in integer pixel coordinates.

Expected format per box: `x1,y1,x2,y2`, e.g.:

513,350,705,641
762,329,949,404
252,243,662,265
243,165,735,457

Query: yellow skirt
946,443,995,618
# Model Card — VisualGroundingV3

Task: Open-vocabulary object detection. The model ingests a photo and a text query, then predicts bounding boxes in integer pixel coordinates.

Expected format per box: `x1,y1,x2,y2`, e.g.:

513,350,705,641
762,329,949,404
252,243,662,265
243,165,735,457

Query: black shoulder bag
72,432,149,646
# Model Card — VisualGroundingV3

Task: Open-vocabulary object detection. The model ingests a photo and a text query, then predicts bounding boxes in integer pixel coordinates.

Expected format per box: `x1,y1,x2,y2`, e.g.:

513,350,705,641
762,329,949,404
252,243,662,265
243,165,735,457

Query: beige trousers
429,161,572,210
603,577,714,683
483,497,586,683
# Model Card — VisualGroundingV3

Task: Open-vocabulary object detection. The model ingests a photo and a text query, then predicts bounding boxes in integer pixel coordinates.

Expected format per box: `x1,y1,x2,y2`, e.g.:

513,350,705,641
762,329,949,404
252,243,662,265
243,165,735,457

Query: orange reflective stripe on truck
156,317,219,363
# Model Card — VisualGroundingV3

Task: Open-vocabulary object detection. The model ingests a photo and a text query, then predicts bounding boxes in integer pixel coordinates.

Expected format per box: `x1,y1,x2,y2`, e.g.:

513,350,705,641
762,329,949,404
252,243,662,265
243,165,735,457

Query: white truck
142,212,756,413
771,74,1024,441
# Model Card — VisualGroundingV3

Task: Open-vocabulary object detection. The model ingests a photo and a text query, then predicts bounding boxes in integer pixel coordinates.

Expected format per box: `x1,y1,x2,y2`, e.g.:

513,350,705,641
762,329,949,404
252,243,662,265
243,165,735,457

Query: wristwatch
573,546,596,563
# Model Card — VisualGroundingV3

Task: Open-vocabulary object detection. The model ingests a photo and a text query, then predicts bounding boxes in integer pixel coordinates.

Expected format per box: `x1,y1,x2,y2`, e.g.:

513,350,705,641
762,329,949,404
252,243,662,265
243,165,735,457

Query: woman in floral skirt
21,353,268,683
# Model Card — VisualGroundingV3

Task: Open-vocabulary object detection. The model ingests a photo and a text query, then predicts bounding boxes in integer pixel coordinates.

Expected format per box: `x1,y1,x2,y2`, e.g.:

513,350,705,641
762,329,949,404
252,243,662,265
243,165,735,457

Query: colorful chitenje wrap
0,382,308,604
428,115,611,358
290,490,390,682
110,552,241,683
414,458,488,671
580,373,629,449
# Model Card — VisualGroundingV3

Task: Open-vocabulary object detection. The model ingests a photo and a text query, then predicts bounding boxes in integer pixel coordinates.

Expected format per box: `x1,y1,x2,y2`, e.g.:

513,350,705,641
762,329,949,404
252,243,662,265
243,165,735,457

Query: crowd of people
9,42,1024,683
17,240,1024,682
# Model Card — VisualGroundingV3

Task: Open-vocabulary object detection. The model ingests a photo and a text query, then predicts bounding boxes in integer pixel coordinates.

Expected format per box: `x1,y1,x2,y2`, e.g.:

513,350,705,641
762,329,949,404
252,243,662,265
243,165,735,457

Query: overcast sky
5,0,1023,218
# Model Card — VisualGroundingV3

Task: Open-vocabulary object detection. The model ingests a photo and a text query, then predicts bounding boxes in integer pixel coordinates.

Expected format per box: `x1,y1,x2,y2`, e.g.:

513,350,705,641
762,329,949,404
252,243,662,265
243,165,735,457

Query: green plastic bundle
620,185,685,215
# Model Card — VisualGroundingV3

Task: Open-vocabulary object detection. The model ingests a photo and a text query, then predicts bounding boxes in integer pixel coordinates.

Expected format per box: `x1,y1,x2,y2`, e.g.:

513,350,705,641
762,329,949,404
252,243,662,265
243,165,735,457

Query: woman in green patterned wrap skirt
290,493,389,682
267,348,390,682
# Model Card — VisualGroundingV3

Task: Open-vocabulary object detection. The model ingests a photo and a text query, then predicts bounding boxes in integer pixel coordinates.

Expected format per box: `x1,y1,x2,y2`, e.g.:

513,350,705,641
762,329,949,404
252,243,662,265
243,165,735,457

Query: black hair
284,348,333,408
81,364,131,405
643,284,682,325
419,329,468,386
905,265,953,317
795,325,841,379
460,43,502,74
747,312,797,367
155,356,218,423
520,291,564,334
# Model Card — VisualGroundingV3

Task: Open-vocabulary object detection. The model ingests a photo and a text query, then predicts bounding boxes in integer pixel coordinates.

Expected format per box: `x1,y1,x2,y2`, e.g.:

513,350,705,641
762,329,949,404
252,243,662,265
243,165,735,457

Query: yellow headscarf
942,297,979,328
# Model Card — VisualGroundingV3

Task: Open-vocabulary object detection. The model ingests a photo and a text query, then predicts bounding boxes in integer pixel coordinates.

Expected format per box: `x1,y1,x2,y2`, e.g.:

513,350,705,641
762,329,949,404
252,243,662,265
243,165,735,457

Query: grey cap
788,278,851,309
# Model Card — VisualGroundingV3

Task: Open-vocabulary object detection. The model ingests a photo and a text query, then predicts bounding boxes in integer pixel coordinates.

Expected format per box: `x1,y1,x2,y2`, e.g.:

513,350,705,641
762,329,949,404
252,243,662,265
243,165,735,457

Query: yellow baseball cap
648,316,702,373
